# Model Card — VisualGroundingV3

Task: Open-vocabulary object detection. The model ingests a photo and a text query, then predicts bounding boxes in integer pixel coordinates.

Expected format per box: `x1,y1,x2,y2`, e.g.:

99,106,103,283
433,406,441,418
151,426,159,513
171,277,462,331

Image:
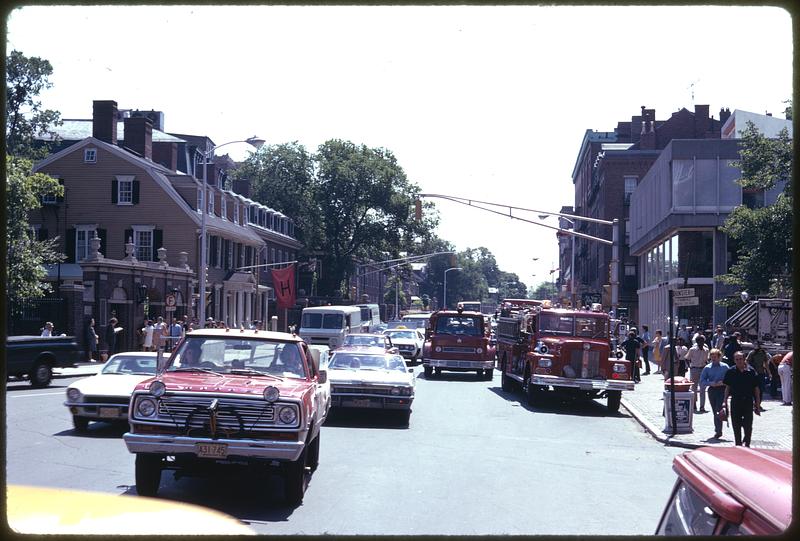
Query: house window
117,176,134,205
207,191,215,215
197,188,204,213
234,203,239,224
133,226,154,261
624,176,638,205
216,236,223,268
84,148,97,163
221,196,227,220
76,225,97,261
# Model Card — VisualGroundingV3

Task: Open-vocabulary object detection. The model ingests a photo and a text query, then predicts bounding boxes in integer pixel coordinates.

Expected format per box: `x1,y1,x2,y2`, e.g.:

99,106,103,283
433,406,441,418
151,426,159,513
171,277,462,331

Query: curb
621,397,705,450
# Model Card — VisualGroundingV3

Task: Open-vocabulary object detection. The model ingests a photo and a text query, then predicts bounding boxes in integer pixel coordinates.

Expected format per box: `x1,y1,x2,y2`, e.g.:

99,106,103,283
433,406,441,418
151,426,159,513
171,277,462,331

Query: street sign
673,296,699,307
165,306,177,312
165,294,176,307
673,288,695,298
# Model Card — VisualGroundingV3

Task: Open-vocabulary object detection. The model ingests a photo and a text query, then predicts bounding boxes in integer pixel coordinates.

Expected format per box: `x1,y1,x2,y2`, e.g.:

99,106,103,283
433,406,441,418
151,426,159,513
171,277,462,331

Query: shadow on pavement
54,421,128,438
487,386,630,418
6,382,70,392
323,408,409,429
418,371,490,383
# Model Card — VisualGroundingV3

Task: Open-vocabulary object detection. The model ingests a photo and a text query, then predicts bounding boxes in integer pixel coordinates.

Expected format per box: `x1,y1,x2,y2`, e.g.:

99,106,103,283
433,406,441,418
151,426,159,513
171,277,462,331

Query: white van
299,306,363,348
400,312,433,330
355,303,382,332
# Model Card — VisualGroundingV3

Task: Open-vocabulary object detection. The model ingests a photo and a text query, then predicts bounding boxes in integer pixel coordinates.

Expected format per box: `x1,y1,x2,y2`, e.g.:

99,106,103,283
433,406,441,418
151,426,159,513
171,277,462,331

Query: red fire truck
421,308,495,379
495,302,633,412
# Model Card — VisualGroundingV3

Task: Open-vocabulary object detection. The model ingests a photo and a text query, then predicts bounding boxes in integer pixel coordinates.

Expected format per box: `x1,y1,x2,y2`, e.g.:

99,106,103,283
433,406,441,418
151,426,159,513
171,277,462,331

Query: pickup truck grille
568,349,601,379
157,396,276,428
441,346,476,354
397,344,415,351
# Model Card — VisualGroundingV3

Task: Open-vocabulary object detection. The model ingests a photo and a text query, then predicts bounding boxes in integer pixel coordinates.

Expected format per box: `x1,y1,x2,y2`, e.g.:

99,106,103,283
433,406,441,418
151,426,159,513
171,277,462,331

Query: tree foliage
5,50,62,159
6,155,65,306
718,120,793,300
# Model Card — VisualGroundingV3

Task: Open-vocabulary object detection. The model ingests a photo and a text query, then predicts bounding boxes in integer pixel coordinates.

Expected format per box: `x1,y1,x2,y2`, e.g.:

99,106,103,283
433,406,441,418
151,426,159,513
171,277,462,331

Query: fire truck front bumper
424,358,495,370
529,375,634,392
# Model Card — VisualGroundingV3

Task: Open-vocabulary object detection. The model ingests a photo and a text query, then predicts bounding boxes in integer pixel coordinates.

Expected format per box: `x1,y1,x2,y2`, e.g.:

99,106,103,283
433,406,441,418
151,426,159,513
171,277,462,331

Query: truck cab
421,308,495,380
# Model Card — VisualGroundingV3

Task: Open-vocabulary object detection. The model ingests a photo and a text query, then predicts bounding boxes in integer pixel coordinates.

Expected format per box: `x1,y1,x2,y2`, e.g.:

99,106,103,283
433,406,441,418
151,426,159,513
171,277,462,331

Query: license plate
350,398,372,408
196,443,228,458
98,407,119,418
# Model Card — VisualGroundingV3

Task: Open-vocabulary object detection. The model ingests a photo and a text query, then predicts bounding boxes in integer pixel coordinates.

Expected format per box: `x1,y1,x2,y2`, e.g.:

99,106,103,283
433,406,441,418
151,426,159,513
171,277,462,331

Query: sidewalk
620,362,793,451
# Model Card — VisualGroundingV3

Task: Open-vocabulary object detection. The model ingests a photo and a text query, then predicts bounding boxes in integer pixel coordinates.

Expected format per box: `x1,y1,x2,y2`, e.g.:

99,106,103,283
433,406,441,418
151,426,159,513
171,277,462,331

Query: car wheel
72,416,89,432
284,447,309,506
607,390,622,413
135,454,163,497
484,368,494,380
434,367,442,377
307,432,320,472
30,361,53,388
423,365,433,378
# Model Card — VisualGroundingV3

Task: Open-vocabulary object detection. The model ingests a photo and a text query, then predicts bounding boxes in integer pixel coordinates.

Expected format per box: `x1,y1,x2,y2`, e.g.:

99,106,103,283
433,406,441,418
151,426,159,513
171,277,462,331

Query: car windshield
328,353,406,372
343,335,384,347
575,317,609,339
434,316,482,336
387,330,416,340
102,355,157,376
166,337,308,379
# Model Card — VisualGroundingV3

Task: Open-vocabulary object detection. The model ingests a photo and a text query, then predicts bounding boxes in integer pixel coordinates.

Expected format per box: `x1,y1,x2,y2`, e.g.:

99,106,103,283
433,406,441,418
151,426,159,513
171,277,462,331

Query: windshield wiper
228,368,284,379
169,367,222,376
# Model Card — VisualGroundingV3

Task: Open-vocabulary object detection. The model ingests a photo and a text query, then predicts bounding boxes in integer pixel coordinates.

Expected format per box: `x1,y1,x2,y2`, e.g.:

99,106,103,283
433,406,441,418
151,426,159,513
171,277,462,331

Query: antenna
687,78,701,107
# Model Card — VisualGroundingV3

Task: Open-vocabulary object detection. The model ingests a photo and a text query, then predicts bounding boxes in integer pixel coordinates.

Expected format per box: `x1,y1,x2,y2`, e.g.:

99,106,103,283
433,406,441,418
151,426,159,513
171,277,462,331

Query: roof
302,305,361,314
185,328,302,342
674,447,791,531
41,119,185,143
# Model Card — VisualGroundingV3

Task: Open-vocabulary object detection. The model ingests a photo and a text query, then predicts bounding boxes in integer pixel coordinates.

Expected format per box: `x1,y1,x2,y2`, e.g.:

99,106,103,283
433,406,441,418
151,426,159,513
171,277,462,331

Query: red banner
271,264,296,309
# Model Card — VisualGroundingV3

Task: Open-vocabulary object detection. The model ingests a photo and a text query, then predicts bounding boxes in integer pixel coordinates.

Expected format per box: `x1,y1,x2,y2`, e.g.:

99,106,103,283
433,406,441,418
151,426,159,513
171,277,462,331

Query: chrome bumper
65,401,129,420
529,375,634,391
424,358,494,369
123,432,305,461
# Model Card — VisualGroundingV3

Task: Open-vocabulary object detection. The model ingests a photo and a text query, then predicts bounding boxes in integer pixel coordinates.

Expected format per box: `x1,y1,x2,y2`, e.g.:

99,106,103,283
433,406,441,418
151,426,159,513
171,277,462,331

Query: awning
44,264,83,280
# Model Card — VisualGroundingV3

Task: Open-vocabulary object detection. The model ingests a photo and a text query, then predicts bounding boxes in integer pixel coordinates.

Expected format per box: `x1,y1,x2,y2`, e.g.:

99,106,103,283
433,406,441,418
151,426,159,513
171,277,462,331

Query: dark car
6,335,83,387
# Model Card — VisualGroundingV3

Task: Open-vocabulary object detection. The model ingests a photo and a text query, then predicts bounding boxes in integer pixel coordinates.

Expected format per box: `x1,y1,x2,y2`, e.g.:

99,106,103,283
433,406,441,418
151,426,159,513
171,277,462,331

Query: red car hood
134,372,311,400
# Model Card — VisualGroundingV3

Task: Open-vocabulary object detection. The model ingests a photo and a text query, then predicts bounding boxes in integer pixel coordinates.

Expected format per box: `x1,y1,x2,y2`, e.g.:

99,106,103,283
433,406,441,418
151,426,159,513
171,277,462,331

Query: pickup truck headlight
612,363,628,373
264,386,280,402
136,397,158,417
149,380,166,397
66,388,81,401
277,405,297,425
476,347,483,354
401,386,413,396
538,358,552,368
435,346,442,353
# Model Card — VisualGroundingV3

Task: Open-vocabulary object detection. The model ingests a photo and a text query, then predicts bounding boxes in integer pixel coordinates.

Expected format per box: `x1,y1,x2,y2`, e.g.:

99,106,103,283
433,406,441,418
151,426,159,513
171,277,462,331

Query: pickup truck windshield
302,313,344,330
434,316,482,336
168,337,308,379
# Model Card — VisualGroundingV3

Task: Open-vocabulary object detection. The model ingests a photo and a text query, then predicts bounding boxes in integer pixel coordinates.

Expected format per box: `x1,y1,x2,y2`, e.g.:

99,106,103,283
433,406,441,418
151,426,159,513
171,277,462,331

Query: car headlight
66,388,81,401
278,405,297,425
435,346,442,353
149,380,166,397
136,397,157,417
401,387,413,396
538,358,552,368
613,363,628,373
476,347,483,354
390,387,401,396
264,386,280,402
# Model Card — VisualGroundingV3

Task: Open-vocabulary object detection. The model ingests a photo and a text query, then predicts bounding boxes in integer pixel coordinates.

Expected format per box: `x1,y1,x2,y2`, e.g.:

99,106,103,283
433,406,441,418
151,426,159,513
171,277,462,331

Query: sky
6,5,793,292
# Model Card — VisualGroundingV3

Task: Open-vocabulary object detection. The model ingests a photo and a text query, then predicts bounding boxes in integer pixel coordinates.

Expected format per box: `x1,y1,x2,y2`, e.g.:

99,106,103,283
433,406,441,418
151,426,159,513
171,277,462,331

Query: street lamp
443,267,462,310
540,213,576,309
199,136,265,326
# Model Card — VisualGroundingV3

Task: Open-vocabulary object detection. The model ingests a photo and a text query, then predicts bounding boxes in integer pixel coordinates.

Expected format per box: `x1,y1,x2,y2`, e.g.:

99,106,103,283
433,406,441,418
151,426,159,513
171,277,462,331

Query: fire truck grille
568,349,601,378
441,347,476,354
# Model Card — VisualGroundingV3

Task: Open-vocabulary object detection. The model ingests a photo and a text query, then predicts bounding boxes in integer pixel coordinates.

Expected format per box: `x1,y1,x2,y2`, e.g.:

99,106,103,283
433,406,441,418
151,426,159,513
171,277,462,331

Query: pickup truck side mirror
318,369,327,384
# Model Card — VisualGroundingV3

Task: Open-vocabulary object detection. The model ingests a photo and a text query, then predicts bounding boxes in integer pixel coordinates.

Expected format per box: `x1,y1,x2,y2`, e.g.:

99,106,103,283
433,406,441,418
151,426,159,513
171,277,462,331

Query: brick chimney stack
639,106,656,149
719,107,731,127
123,117,153,160
92,100,118,144
694,104,710,138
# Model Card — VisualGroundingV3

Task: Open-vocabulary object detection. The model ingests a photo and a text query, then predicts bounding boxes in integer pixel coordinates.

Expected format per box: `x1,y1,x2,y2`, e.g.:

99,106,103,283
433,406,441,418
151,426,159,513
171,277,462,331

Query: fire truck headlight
476,347,483,354
435,346,442,353
615,350,624,359
136,397,158,418
538,358,552,368
612,363,628,373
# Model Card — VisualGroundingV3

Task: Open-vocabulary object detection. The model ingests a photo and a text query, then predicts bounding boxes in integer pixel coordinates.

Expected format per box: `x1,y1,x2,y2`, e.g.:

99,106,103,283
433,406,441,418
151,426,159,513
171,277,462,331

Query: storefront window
670,234,679,279
679,231,713,277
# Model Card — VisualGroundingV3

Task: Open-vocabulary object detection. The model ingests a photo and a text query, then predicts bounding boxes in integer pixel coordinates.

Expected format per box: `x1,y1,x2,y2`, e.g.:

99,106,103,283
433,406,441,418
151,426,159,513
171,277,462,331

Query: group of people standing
617,323,792,447
82,316,120,362
138,316,190,352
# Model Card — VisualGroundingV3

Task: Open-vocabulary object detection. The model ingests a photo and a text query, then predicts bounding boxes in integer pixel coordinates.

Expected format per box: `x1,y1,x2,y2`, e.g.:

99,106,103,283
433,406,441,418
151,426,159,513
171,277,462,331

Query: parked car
6,335,83,387
123,329,329,505
64,352,158,432
326,348,415,424
340,333,399,354
7,484,255,535
383,327,425,363
656,446,791,535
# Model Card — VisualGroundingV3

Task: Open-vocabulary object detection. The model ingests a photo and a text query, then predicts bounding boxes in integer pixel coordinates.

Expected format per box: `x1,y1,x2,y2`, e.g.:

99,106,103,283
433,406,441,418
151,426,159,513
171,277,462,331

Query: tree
6,155,65,307
718,120,793,301
5,50,62,159
530,281,557,301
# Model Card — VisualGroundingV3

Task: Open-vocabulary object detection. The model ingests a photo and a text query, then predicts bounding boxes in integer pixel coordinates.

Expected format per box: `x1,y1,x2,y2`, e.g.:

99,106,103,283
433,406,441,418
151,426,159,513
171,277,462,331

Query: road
6,367,683,535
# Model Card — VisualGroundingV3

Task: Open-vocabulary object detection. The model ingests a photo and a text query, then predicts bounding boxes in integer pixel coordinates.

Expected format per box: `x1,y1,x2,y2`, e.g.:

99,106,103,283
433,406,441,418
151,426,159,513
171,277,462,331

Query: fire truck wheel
607,391,622,413
526,382,543,406
423,365,433,378
501,368,513,392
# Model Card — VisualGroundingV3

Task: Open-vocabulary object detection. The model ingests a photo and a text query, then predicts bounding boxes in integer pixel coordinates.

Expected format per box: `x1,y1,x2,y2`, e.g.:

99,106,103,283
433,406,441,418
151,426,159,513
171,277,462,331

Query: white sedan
64,352,158,432
383,328,425,363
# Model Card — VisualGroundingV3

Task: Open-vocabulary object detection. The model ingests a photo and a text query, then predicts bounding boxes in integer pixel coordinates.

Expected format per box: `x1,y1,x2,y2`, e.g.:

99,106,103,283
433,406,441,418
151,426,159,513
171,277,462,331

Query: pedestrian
84,317,99,362
640,325,652,375
664,336,689,377
651,329,667,373
40,321,54,337
141,320,155,352
104,317,119,360
746,341,769,409
154,316,167,352
723,332,743,364
169,319,184,351
700,348,730,439
685,335,710,412
768,353,782,399
712,325,726,350
620,330,642,383
205,316,214,328
677,324,690,344
723,351,761,447
777,351,792,405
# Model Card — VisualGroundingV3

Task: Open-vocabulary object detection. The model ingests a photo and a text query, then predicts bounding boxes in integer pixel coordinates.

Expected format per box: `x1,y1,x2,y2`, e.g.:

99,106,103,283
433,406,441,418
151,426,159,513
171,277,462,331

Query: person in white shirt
154,317,167,351
684,335,710,412
141,320,155,351
40,322,54,337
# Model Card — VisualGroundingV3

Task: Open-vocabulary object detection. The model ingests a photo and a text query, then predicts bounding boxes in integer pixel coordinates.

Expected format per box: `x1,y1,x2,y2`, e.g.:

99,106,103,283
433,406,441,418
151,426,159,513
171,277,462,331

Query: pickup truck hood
72,374,154,396
134,372,312,400
327,368,414,387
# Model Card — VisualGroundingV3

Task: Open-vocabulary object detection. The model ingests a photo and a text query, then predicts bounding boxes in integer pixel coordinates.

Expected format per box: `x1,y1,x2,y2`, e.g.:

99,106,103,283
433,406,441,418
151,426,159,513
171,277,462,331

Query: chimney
639,107,656,149
123,116,153,160
694,104,710,138
719,107,731,127
152,142,178,171
92,100,118,144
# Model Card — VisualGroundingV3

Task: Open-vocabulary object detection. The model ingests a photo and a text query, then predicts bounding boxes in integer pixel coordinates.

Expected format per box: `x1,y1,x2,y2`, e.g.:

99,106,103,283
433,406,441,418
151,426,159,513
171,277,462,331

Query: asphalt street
6,367,684,535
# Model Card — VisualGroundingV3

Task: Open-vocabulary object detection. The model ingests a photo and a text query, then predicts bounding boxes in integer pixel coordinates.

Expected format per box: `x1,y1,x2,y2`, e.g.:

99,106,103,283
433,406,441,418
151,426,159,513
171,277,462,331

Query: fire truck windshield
538,314,608,339
434,315,482,336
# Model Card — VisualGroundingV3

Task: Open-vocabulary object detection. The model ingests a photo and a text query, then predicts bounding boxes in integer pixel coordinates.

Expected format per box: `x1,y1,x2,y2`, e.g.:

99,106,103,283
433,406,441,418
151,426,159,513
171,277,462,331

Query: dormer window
233,203,239,224
207,191,214,215
197,188,204,213
84,148,97,163
221,195,227,220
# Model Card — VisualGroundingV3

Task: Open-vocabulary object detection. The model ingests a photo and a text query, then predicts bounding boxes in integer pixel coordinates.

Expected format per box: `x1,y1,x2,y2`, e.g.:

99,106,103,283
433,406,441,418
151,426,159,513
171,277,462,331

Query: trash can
663,377,694,434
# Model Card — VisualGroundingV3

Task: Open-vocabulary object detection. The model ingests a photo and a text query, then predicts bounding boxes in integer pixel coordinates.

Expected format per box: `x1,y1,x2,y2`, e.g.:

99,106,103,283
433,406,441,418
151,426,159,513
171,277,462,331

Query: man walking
712,325,726,351
620,330,642,383
723,351,761,447
640,325,652,375
746,342,769,409
684,335,710,412
699,349,729,439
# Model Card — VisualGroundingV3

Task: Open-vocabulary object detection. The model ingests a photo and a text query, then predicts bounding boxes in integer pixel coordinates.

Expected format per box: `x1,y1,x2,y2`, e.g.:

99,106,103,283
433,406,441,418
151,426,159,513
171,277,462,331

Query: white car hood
328,368,414,387
70,374,155,397
389,337,420,347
